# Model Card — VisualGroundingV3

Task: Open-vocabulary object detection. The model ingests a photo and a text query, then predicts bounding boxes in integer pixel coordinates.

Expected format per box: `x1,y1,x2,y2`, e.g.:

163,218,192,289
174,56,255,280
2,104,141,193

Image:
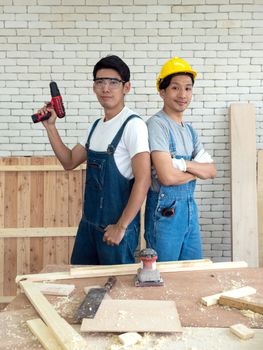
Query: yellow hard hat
156,57,197,91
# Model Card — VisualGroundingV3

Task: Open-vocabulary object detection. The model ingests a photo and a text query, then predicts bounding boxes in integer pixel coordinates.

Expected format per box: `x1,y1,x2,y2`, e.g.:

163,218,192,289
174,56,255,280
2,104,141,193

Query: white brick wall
1,0,263,262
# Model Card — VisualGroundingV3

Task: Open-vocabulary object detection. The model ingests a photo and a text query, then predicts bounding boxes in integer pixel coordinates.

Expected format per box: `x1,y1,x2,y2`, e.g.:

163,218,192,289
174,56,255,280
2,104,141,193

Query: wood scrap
218,295,263,315
34,283,75,296
201,286,256,306
27,318,62,350
118,332,142,346
16,260,248,283
20,281,88,350
229,323,255,340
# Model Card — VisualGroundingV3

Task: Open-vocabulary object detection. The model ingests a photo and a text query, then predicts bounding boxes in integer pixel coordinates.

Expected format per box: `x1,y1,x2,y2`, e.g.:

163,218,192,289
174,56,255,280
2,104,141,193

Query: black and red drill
31,81,65,123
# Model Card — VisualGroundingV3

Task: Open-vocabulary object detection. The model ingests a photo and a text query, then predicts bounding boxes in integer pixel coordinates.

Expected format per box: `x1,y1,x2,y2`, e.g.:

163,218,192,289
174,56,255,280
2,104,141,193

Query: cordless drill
31,81,65,123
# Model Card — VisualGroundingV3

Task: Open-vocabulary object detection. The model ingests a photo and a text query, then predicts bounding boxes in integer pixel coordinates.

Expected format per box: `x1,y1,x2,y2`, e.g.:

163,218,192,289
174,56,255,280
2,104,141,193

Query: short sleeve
122,117,149,158
146,116,170,153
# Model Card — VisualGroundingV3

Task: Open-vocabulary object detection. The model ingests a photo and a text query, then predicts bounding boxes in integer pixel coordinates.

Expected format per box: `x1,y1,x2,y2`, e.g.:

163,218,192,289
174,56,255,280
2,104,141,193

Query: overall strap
107,114,141,154
85,118,101,149
186,123,196,159
186,123,195,144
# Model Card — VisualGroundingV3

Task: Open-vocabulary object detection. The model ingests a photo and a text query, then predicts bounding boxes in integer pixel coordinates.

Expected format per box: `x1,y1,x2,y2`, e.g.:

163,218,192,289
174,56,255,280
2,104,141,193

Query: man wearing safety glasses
37,55,151,265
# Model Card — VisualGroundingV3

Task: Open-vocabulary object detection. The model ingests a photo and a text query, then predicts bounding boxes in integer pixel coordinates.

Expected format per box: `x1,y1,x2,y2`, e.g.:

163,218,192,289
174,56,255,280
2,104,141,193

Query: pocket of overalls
86,159,106,191
157,200,176,219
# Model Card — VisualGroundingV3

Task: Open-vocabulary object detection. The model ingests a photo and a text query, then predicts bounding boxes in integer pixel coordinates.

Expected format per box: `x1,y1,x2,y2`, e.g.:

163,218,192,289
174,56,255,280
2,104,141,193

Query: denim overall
145,116,203,262
71,115,140,265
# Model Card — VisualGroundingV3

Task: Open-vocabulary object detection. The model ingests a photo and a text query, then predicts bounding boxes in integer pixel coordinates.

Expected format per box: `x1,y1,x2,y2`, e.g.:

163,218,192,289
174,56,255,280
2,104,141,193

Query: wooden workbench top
1,265,263,349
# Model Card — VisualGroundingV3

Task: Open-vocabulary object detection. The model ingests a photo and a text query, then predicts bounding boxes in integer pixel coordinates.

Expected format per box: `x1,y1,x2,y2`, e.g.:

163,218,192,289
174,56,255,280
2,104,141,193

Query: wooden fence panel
0,156,83,298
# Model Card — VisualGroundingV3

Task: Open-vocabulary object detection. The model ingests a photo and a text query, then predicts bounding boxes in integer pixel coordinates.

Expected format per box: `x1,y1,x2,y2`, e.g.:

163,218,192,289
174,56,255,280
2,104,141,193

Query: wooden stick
16,260,248,283
201,286,256,306
20,281,88,350
27,318,63,350
0,227,77,238
219,295,263,314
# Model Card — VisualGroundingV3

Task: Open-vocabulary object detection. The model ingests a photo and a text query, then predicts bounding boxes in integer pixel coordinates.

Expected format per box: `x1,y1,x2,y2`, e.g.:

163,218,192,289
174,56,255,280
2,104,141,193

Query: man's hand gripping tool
31,81,65,123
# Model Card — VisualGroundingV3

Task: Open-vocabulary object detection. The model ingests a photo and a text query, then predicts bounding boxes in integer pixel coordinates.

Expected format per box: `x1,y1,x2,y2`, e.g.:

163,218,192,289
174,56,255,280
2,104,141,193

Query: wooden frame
20,281,88,350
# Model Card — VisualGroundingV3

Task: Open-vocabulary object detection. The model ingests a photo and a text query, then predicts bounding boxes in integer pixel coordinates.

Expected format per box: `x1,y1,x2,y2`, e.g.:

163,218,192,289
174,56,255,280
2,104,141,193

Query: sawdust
241,309,263,326
52,294,82,318
215,272,249,292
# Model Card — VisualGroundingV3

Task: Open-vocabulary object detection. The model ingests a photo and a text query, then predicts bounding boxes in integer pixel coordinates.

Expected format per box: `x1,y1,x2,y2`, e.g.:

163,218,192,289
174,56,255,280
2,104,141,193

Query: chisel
74,276,117,323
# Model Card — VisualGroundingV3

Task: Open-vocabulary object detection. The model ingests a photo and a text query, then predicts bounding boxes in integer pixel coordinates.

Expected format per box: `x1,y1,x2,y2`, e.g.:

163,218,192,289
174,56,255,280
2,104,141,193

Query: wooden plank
17,157,31,277
30,156,45,274
55,169,69,265
201,286,256,306
219,295,263,315
0,158,4,296
70,259,213,277
20,281,88,350
27,318,63,350
43,157,57,266
230,103,258,267
0,227,77,238
258,150,263,267
68,170,83,258
4,157,18,296
16,260,248,283
81,299,183,333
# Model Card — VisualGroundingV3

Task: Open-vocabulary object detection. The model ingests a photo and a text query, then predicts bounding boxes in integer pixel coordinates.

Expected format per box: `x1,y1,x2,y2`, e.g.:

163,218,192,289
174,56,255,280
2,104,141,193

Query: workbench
1,264,263,349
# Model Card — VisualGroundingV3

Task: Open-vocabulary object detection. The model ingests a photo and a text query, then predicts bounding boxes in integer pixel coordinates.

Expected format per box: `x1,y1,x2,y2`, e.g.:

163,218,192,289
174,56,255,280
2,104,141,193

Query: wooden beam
0,227,77,238
16,260,248,283
27,318,63,350
218,295,263,315
20,281,88,350
0,164,86,172
230,103,258,267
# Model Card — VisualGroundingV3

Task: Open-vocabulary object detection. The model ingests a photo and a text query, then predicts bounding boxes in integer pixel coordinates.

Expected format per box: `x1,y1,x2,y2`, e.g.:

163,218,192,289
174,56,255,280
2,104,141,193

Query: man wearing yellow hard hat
145,57,217,262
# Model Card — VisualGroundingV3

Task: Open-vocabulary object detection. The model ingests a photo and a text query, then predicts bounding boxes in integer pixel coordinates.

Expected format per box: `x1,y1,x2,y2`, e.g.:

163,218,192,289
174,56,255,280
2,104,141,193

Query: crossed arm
151,151,216,187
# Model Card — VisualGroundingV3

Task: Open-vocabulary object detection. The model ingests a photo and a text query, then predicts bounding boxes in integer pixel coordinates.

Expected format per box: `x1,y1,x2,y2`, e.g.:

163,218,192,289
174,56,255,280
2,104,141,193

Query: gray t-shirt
147,110,203,191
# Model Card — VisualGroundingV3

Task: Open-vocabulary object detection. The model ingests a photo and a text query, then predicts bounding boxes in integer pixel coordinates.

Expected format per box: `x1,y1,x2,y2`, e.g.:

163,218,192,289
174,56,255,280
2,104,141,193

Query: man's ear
159,89,165,100
123,81,131,95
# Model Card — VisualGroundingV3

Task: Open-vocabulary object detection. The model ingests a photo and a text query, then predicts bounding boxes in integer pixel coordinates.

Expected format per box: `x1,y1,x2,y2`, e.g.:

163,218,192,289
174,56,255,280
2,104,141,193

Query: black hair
93,55,130,82
159,72,194,90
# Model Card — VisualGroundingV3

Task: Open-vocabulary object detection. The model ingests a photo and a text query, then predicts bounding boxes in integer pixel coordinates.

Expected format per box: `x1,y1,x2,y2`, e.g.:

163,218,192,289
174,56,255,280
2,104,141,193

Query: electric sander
135,248,164,287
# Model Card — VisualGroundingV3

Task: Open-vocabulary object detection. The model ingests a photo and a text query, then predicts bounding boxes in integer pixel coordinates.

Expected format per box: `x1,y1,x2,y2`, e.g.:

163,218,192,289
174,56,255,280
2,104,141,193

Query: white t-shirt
79,106,149,179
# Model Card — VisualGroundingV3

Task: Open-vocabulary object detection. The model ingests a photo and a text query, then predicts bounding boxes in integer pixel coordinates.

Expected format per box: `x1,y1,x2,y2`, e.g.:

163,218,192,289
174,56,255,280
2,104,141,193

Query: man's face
160,75,193,115
93,68,130,111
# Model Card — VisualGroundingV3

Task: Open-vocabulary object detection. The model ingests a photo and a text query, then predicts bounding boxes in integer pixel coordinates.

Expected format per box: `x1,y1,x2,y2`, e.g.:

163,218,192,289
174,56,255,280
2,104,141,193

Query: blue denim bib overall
145,116,203,261
71,115,140,265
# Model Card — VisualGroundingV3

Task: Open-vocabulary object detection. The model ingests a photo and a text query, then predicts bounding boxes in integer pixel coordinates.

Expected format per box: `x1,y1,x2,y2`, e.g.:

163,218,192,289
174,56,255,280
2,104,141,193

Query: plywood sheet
81,299,182,333
230,103,258,267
